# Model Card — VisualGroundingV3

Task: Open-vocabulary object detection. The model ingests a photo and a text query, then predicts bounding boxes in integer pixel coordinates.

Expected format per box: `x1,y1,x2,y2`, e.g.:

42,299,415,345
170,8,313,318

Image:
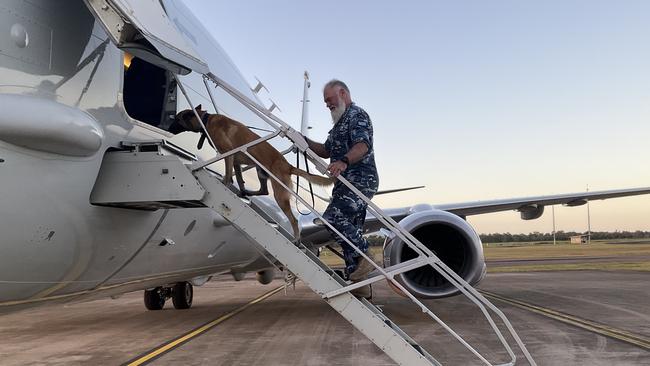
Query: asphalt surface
0,271,648,366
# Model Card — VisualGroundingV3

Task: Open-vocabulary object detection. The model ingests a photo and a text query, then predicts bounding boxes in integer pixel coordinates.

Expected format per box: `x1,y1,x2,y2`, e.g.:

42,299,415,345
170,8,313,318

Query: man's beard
330,99,347,124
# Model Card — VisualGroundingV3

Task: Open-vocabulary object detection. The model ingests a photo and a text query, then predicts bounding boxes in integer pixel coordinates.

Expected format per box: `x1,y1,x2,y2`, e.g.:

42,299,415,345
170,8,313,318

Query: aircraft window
123,53,178,131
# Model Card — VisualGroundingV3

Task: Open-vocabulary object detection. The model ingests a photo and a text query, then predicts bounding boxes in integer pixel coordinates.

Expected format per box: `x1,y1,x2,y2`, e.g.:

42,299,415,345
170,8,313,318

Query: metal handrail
205,73,531,365
173,72,535,365
200,72,534,365
241,150,498,365
190,130,282,171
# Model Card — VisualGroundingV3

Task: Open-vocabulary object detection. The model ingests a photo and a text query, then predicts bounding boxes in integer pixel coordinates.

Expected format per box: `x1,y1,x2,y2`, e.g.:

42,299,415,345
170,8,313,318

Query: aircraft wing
299,186,650,244
433,187,650,217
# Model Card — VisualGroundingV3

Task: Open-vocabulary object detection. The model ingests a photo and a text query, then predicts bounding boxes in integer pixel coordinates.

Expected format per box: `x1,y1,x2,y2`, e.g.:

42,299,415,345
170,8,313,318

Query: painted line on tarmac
480,290,650,351
123,284,286,366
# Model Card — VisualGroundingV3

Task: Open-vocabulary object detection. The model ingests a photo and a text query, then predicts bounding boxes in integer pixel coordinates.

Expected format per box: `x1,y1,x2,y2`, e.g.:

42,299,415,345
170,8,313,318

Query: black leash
247,125,275,133
325,245,345,260
194,113,271,150
295,148,316,215
193,116,315,215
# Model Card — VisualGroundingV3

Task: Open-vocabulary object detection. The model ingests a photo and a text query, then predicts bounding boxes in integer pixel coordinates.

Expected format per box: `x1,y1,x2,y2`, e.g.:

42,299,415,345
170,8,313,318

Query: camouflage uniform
323,103,379,275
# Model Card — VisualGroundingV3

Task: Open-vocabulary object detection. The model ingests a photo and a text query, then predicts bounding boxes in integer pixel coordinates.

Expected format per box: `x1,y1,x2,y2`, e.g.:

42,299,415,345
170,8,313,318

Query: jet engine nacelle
383,209,486,299
518,204,544,220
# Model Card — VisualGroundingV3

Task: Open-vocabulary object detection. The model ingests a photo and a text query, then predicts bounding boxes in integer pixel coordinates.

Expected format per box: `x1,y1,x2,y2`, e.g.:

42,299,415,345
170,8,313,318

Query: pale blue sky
184,0,650,233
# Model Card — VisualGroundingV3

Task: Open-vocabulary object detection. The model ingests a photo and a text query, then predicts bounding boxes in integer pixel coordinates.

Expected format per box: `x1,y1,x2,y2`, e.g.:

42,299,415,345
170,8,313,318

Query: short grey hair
324,79,350,94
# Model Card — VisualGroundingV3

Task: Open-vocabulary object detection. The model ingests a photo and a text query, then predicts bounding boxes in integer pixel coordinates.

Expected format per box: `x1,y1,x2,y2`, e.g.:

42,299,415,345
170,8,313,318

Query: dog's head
170,105,207,133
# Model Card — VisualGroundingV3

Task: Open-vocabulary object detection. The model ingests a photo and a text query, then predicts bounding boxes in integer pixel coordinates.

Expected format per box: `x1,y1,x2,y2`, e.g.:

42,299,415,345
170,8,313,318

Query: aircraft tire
172,282,193,309
144,287,165,310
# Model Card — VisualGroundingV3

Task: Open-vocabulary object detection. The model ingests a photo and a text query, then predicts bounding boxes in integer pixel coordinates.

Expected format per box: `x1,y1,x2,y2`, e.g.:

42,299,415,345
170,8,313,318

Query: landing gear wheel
172,282,193,309
144,287,166,310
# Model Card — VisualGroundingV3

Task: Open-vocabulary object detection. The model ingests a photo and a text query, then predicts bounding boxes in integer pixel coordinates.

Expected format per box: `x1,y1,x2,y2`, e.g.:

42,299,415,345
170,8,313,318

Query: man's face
324,86,346,124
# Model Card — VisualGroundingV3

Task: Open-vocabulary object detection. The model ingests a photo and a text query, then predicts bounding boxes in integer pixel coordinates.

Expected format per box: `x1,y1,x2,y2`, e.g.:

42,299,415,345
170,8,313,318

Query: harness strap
201,112,211,125
197,113,214,150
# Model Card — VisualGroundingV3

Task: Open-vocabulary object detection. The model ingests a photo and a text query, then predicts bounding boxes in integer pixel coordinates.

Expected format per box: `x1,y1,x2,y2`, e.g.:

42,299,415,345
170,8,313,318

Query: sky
183,0,650,234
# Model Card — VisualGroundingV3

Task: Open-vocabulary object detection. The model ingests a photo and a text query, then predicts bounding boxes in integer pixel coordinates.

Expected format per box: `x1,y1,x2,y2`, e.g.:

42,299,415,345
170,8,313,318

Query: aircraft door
83,0,208,75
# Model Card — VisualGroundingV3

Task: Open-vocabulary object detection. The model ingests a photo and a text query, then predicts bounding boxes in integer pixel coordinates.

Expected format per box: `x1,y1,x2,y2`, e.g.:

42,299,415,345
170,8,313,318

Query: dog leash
193,115,314,213
247,125,275,133
295,148,316,216
194,113,271,150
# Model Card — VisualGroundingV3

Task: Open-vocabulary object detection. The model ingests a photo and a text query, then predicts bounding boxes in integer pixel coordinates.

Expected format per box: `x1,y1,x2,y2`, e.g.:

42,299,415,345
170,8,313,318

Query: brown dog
174,105,333,240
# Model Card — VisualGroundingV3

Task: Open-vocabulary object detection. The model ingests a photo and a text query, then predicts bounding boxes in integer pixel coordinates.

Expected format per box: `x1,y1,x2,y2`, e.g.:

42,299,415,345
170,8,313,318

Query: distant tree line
480,231,650,243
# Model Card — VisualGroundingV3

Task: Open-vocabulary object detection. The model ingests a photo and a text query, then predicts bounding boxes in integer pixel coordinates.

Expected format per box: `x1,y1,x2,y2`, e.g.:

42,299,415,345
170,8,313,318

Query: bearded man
304,80,379,293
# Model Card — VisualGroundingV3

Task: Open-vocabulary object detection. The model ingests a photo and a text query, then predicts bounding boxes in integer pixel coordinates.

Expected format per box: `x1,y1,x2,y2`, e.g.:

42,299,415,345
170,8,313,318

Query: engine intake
383,209,486,299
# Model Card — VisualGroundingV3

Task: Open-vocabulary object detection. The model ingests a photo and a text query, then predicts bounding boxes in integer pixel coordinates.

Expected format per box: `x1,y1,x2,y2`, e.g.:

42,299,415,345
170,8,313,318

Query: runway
0,270,648,365
486,254,650,267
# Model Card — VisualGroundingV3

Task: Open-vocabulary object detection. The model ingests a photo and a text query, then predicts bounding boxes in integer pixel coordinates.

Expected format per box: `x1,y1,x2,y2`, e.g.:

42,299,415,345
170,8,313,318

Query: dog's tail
290,167,335,186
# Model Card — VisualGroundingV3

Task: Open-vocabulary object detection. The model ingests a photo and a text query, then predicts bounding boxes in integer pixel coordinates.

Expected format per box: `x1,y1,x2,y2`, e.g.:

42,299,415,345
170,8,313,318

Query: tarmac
486,254,650,267
0,270,648,365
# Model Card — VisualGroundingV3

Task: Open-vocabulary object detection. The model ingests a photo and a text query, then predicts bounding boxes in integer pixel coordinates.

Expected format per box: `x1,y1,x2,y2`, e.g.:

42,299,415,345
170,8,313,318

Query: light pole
552,205,556,245
587,185,591,244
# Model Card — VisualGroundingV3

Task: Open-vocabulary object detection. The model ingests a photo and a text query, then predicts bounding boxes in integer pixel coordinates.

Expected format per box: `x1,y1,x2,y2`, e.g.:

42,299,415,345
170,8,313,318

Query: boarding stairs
90,72,537,365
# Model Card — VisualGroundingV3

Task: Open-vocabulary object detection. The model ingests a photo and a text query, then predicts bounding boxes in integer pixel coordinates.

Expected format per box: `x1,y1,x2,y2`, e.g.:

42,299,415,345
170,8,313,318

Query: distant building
570,234,589,244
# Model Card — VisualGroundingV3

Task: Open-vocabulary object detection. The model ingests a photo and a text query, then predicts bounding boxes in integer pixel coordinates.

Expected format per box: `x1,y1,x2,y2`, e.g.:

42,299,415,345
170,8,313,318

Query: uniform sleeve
323,133,332,155
349,111,372,150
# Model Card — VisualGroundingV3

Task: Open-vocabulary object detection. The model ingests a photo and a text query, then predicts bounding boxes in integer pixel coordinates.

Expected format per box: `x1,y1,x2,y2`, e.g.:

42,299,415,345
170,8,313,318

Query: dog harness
196,112,212,149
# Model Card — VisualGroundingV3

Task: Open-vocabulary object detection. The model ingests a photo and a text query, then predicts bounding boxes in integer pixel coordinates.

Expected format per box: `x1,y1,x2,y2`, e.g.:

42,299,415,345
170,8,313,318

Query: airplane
1,0,649,315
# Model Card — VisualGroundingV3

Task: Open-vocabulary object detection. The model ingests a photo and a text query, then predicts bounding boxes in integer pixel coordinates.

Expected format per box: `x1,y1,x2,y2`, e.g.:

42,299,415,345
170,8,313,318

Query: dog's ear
195,104,202,112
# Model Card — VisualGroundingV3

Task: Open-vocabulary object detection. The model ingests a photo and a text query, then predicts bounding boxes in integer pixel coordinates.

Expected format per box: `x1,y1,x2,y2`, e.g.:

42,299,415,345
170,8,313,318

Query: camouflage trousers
323,183,378,275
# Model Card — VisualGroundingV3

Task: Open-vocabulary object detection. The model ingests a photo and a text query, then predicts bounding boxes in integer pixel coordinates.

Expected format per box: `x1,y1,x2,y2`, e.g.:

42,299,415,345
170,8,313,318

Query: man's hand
327,161,347,177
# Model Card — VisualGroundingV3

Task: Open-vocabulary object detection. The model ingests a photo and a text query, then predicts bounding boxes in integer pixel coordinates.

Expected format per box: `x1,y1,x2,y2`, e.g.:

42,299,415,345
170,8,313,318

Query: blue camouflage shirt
324,103,379,191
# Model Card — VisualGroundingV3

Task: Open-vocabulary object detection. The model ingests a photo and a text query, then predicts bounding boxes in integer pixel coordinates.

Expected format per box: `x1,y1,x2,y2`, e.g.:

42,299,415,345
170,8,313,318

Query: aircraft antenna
300,71,311,136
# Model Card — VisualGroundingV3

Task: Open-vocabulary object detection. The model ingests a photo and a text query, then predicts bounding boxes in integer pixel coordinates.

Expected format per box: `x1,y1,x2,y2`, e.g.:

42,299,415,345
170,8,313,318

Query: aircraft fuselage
0,0,274,310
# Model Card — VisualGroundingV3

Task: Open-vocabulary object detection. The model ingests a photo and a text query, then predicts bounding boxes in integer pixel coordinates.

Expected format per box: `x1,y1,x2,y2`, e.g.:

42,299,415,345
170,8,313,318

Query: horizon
185,1,650,234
